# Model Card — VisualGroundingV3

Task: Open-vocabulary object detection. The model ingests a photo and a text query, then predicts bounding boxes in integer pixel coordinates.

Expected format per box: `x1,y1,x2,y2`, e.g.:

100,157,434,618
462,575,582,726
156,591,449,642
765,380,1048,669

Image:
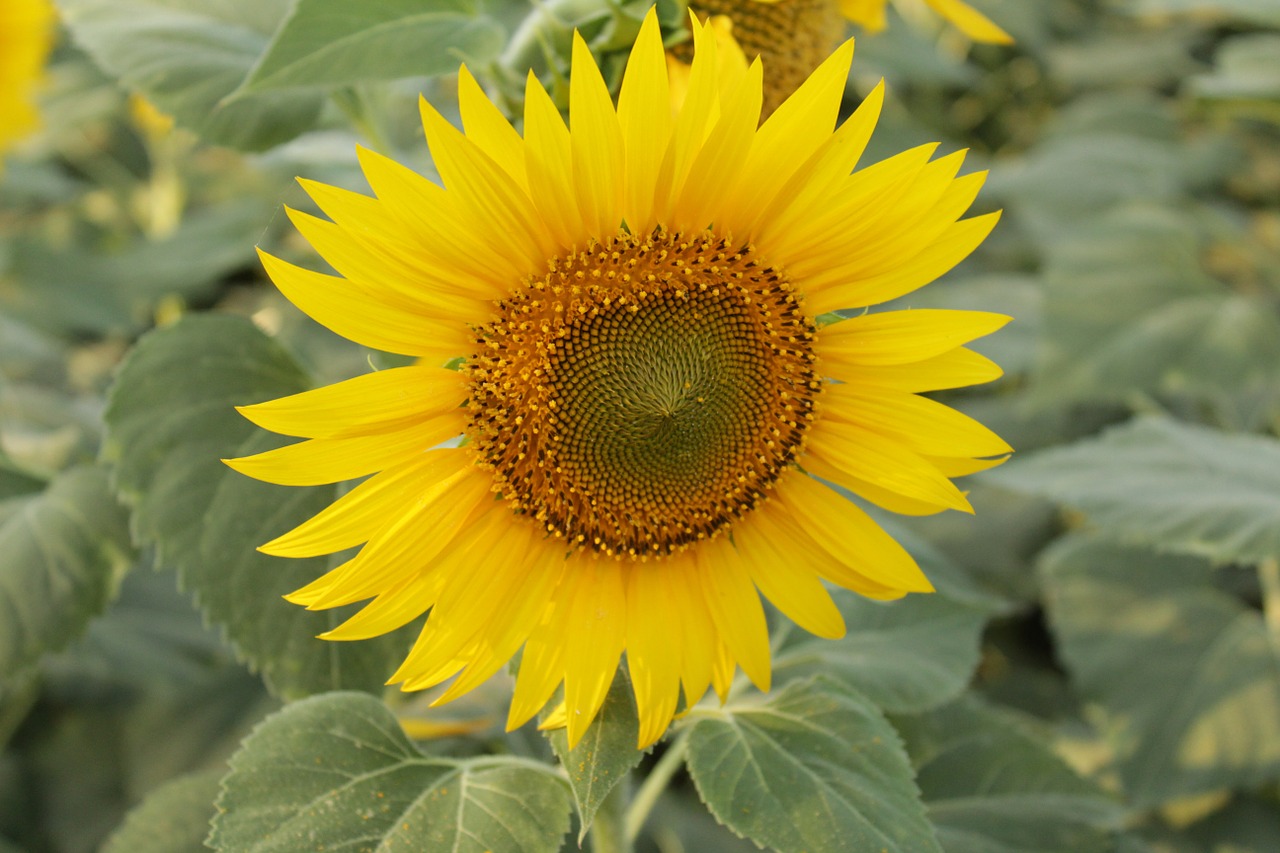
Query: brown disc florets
464,229,820,560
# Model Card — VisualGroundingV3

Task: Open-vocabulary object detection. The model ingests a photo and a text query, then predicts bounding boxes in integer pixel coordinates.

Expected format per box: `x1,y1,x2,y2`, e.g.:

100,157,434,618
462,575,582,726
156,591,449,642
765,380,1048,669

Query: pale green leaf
0,465,133,676
686,676,940,853
101,768,223,853
989,417,1280,564
58,0,324,150
102,314,413,699
896,698,1120,853
210,692,571,853
775,590,991,714
1040,535,1280,805
545,667,644,841
240,0,505,93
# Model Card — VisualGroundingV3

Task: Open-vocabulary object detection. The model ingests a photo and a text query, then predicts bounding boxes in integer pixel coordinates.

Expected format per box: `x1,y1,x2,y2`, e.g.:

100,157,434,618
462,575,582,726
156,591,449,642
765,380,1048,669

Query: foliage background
1,0,1279,850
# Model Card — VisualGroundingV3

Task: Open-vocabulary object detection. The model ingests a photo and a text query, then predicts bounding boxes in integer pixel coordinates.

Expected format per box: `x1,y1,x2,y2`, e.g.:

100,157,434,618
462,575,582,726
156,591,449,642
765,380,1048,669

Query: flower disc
467,229,820,558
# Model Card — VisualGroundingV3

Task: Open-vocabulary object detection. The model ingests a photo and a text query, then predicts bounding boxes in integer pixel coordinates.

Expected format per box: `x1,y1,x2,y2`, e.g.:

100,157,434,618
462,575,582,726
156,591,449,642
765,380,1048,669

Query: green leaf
895,698,1120,853
545,667,644,841
1040,535,1280,806
210,692,571,853
686,676,940,853
775,590,991,714
239,0,504,93
1025,206,1280,426
58,0,325,150
0,465,133,676
101,768,224,853
989,416,1280,564
102,314,413,698
5,201,272,336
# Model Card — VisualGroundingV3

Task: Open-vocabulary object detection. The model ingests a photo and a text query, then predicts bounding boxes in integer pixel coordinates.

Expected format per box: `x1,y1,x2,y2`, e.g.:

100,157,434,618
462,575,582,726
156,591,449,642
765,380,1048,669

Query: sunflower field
2,0,1279,851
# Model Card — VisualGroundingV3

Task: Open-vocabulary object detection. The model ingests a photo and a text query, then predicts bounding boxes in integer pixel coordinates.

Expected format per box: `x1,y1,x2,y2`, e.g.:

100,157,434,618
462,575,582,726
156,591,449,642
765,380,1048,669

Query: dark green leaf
686,676,940,853
0,465,133,676
102,314,412,698
545,667,644,841
240,0,505,93
101,768,223,853
775,590,991,714
59,0,324,150
989,417,1280,564
1040,535,1280,805
210,692,571,853
895,698,1120,853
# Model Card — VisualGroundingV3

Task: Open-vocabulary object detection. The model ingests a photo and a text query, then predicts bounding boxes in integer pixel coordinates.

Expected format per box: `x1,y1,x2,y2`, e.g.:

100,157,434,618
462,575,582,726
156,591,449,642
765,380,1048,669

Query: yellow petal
236,365,466,440
562,557,628,748
655,13,723,224
819,309,1011,366
261,450,468,558
924,0,1014,43
224,413,463,487
675,59,763,233
569,31,626,242
729,38,855,236
775,472,934,593
523,72,583,250
419,96,554,274
808,211,1001,313
694,537,771,692
804,454,953,517
626,562,685,748
617,8,670,232
256,250,472,362
733,510,846,639
457,65,527,190
825,383,1014,457
828,347,1004,391
807,416,973,512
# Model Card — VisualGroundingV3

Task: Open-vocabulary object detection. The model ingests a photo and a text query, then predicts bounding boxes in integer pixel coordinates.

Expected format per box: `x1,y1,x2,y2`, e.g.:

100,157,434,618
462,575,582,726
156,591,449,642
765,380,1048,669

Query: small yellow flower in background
676,0,1012,114
128,93,175,140
0,0,56,159
228,8,1010,750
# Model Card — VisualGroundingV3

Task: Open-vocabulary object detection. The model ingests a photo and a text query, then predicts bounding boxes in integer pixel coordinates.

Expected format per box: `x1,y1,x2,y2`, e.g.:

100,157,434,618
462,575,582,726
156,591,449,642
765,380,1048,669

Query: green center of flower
465,229,820,559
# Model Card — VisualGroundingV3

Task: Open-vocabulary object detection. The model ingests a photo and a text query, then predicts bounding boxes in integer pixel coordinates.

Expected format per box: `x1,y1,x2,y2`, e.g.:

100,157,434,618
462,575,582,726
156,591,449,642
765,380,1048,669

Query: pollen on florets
464,228,821,560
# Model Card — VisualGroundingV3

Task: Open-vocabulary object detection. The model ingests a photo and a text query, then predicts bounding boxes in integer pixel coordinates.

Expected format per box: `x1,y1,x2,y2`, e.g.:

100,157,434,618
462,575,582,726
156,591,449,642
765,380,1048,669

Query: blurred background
1,0,1278,851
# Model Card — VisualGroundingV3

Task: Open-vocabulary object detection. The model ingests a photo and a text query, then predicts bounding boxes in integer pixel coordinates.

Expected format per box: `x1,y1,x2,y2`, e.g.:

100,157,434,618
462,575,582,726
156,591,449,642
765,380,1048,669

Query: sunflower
0,0,55,159
675,0,1011,114
228,8,1009,750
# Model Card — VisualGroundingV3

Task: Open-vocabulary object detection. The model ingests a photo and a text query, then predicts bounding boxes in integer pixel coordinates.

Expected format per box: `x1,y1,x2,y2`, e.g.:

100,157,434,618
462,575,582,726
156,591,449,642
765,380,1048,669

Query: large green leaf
895,698,1121,853
101,768,223,853
545,667,644,841
102,314,413,698
4,201,271,336
210,692,571,853
1040,535,1280,806
0,465,133,677
239,0,505,93
774,590,991,714
686,676,940,853
1027,206,1280,426
58,0,324,150
989,417,1280,564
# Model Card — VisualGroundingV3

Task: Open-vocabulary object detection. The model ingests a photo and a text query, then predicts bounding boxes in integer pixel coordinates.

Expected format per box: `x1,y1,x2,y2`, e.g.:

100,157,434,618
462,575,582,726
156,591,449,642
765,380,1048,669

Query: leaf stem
589,775,631,853
624,731,689,843
1259,558,1280,661
331,87,391,152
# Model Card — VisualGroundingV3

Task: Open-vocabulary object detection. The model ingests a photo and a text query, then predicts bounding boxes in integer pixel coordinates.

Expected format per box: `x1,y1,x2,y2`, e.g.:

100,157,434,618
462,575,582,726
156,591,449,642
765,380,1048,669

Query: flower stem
1259,558,1280,661
624,731,690,843
589,777,631,853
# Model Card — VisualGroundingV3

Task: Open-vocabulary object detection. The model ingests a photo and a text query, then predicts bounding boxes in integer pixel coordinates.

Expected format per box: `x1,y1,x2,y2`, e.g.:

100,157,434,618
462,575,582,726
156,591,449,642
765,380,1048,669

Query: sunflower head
228,8,1010,749
0,0,56,159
